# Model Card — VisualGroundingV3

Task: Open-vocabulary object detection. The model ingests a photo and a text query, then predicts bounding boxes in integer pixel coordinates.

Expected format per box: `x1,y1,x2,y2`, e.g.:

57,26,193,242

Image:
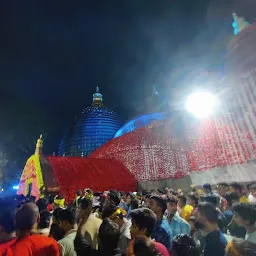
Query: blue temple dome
58,87,122,157
114,112,170,138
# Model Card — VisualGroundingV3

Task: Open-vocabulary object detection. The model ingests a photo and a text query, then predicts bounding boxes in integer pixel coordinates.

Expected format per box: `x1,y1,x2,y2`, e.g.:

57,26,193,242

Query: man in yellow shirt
178,195,193,221
230,182,249,203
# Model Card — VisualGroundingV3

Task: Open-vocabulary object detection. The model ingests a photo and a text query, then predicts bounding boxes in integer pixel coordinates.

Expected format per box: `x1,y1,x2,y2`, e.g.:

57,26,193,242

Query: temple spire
35,134,43,155
92,86,103,106
232,13,250,35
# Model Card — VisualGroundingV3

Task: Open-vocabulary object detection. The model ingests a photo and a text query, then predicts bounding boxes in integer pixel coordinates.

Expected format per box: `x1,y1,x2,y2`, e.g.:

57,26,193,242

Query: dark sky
0,0,223,172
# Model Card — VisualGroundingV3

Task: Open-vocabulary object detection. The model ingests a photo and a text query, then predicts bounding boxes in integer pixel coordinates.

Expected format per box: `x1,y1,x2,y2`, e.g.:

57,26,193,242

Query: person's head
133,236,159,256
249,183,256,198
188,216,197,231
84,188,94,200
102,205,126,227
197,202,219,232
58,207,78,234
157,188,164,195
167,195,178,216
226,237,256,256
203,195,218,207
15,202,40,237
149,196,167,217
172,235,200,256
233,203,256,228
106,190,121,207
187,192,199,208
38,210,52,229
203,183,212,195
53,194,65,210
78,197,92,220
130,208,156,239
224,192,239,209
36,198,49,212
0,199,16,242
217,183,229,197
178,195,187,208
76,190,82,197
98,218,120,251
126,192,136,205
230,182,243,196
52,207,64,224
131,199,139,210
49,223,65,241
145,193,151,207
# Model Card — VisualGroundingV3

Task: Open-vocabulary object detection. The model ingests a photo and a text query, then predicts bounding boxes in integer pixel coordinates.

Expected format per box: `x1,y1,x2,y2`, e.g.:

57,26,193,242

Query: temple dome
114,112,169,138
58,87,121,157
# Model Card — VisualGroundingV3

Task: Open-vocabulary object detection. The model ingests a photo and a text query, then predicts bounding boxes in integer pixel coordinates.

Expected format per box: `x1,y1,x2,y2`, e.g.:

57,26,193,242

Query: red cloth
0,239,17,255
154,242,170,256
47,204,53,212
46,156,137,203
4,234,59,256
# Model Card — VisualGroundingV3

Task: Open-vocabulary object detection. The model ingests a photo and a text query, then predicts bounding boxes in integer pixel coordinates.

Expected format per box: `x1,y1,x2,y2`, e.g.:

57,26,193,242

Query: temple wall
138,159,256,191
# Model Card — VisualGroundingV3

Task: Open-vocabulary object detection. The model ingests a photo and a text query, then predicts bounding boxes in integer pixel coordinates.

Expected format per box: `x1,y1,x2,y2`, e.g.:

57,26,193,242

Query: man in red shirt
5,202,59,256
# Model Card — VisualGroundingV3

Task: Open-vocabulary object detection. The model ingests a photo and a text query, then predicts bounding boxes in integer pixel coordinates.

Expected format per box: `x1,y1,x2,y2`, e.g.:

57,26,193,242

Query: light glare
186,92,216,118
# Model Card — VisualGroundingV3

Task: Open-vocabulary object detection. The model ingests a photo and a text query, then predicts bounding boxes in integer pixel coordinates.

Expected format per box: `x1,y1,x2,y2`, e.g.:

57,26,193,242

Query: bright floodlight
186,92,216,118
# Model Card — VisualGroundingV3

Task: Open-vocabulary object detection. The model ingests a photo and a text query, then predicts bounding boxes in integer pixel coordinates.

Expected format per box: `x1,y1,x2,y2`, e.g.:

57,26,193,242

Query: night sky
0,0,254,178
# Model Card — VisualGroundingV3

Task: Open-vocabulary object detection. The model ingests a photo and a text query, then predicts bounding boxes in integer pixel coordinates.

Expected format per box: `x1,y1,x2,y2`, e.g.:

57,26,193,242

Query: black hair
102,205,124,219
178,195,187,205
130,208,156,237
109,190,121,206
187,192,199,207
49,223,65,241
58,207,78,225
225,192,239,207
133,237,159,256
203,183,212,191
145,193,152,199
80,197,93,210
230,182,243,193
84,189,93,195
36,198,49,212
167,195,178,204
38,210,52,229
157,188,164,195
0,199,16,233
131,199,139,210
76,190,82,196
150,196,167,215
98,218,120,250
233,203,256,225
217,182,229,188
127,192,136,200
53,207,64,223
198,202,218,223
249,183,256,190
172,235,200,256
203,195,218,207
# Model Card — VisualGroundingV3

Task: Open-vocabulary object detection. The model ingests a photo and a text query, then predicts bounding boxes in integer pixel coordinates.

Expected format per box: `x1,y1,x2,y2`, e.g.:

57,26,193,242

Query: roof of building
58,87,121,157
44,156,137,202
90,115,253,182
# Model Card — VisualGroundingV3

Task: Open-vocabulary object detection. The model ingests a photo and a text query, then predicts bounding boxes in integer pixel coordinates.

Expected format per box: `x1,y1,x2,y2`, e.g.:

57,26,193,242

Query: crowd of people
0,182,256,256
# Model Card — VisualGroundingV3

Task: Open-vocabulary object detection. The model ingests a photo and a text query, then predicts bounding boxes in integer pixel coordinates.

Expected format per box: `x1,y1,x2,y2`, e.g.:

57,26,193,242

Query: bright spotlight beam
186,92,216,118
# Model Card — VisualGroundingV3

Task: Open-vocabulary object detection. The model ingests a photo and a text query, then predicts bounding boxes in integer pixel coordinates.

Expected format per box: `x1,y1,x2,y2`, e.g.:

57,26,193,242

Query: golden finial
35,134,43,155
